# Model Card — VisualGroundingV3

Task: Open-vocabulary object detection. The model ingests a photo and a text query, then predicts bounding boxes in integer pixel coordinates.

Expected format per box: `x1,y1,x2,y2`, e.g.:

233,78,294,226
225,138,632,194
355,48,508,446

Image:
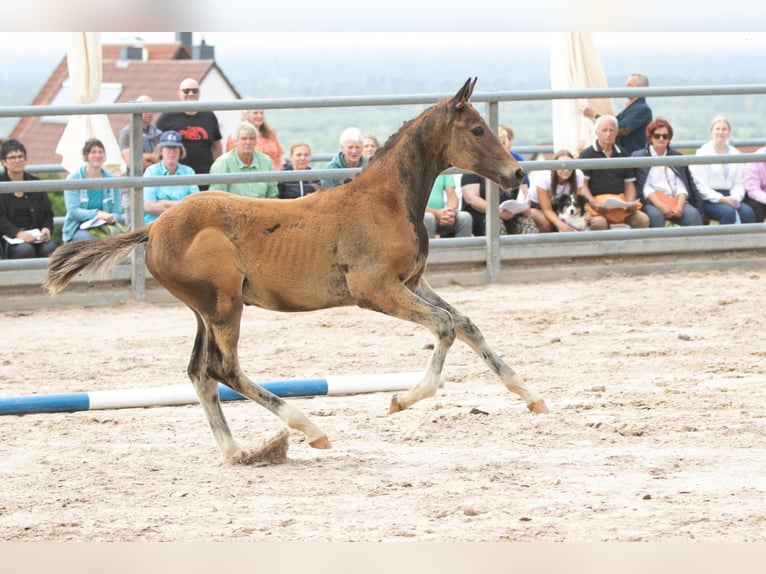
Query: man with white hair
320,126,368,188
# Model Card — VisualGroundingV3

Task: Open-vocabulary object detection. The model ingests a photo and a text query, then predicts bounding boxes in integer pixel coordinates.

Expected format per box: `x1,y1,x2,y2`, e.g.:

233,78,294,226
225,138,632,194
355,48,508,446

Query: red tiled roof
8,43,240,169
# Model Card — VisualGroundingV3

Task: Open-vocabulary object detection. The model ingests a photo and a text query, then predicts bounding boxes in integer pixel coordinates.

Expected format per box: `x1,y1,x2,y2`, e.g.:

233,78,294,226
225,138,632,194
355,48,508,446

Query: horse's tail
44,228,150,295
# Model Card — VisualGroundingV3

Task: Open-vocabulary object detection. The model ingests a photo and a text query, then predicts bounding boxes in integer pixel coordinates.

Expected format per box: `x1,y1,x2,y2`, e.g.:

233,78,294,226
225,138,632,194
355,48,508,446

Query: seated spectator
424,173,472,238
690,116,756,225
579,115,649,230
278,142,321,199
62,138,123,242
142,131,199,225
0,139,57,259
744,142,766,222
226,108,284,171
529,149,587,232
321,127,368,189
632,117,703,227
362,133,380,159
461,173,537,236
209,122,278,198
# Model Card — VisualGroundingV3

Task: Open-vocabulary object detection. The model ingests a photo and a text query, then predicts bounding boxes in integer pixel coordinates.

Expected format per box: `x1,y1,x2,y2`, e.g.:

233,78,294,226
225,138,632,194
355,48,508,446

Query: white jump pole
0,372,431,416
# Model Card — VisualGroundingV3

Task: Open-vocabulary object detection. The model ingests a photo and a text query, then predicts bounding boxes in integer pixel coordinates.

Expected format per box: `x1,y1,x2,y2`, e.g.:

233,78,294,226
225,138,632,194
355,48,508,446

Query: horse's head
444,78,525,191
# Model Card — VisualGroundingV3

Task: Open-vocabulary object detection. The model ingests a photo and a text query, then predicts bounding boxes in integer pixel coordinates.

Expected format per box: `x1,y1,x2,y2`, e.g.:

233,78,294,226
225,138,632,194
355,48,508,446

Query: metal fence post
128,111,146,301
484,100,501,283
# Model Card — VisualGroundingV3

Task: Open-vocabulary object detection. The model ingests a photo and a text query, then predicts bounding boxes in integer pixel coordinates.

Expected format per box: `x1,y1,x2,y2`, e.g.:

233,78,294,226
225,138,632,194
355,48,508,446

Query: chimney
176,32,193,55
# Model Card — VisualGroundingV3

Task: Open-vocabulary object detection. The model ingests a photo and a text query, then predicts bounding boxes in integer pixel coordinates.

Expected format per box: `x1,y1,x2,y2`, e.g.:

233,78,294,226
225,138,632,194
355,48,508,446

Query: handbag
653,190,679,210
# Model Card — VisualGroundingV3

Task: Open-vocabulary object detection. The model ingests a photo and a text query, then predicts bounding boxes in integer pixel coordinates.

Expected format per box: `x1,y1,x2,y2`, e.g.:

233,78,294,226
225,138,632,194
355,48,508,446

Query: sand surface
1,268,765,541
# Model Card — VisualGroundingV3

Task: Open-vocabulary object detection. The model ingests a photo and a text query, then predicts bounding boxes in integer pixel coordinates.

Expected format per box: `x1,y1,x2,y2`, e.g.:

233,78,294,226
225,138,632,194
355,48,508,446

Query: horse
44,78,549,465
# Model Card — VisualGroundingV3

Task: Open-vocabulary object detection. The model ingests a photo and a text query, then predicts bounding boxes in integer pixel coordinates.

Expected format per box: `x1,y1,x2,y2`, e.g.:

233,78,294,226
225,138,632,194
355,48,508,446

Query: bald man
156,78,223,189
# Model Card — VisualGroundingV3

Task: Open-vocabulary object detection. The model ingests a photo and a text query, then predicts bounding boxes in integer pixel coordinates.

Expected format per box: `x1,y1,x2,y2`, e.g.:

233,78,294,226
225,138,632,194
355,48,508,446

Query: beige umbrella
550,32,615,155
55,32,125,176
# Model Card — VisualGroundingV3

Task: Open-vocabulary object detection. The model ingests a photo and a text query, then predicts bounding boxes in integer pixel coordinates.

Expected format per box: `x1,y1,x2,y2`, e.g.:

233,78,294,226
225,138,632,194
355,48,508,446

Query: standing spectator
279,142,320,199
632,117,704,227
209,122,277,198
424,173,472,238
744,142,766,222
156,78,222,190
142,131,199,225
62,138,123,242
225,108,284,171
321,127,368,189
117,94,162,172
117,94,162,226
579,115,649,230
529,149,586,232
690,116,756,225
582,73,652,154
361,133,380,159
0,139,57,259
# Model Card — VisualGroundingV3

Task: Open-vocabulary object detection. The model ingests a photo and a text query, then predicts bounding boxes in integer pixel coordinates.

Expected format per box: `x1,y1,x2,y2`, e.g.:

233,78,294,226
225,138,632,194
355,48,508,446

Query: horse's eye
471,127,484,136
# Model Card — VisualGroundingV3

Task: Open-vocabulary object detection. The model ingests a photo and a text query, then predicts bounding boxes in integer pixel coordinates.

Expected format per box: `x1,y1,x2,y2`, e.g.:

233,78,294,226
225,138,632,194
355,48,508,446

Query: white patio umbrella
550,32,615,155
55,32,125,176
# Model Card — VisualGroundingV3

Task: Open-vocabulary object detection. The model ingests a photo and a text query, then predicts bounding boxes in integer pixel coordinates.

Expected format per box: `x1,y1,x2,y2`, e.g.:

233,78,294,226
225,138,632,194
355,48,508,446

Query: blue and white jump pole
0,372,429,416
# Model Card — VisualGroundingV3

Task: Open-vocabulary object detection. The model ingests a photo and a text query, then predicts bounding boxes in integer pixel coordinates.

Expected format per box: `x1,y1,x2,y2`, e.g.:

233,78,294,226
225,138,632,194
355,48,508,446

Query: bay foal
45,78,548,464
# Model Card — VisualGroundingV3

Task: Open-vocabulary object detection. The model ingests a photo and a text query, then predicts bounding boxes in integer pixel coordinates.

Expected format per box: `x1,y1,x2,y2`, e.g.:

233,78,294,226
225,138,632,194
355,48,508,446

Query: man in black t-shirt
156,78,222,190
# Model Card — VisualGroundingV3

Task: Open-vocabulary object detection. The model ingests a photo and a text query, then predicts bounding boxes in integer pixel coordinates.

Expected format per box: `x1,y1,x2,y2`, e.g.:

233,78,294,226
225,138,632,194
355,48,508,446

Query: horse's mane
366,100,443,165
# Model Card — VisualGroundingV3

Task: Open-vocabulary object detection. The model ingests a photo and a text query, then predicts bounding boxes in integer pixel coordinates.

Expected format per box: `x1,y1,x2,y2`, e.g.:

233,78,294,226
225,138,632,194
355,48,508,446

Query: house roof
8,43,241,168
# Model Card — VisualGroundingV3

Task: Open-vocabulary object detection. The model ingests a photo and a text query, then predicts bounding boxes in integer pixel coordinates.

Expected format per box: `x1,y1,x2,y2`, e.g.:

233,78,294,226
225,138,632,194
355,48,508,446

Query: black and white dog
552,193,588,231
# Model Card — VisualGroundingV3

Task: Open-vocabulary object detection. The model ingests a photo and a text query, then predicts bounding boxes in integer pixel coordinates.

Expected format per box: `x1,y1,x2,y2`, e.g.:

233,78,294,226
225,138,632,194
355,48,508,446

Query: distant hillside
2,50,764,156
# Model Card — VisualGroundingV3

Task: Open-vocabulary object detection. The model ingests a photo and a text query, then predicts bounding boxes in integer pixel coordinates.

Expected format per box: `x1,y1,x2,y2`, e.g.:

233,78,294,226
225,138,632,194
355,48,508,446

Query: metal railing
1,83,766,309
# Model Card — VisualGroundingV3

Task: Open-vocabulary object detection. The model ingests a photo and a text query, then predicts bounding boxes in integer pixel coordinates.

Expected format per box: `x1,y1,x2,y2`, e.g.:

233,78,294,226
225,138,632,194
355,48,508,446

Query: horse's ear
451,77,477,110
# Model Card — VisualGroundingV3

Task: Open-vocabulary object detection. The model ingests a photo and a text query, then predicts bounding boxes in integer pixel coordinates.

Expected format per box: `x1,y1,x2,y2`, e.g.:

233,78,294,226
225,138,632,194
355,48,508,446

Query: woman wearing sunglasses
632,117,704,227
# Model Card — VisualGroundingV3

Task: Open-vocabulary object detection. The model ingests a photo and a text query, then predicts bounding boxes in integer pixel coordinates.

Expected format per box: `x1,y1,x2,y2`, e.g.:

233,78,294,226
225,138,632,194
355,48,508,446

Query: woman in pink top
744,144,766,222
226,108,284,171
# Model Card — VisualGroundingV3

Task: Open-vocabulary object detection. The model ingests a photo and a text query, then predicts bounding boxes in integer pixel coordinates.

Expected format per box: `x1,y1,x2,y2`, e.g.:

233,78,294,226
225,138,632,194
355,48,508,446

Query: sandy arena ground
1,268,765,542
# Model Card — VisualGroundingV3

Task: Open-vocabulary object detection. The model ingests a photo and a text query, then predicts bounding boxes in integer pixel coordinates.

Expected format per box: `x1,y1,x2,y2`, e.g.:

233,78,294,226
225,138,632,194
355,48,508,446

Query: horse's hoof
528,399,549,414
309,435,331,449
389,394,404,414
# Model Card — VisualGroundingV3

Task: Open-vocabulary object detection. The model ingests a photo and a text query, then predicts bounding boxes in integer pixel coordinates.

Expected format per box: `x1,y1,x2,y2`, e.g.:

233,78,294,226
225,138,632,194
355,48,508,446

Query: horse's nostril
515,168,525,181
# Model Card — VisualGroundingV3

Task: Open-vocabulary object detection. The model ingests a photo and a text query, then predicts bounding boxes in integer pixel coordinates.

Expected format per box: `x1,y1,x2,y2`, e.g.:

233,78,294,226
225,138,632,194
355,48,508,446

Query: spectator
142,131,199,225
361,133,380,159
226,108,284,171
424,173,472,238
498,123,530,196
0,139,57,259
583,73,652,154
117,94,162,172
209,122,277,198
744,142,766,222
529,149,586,232
278,142,320,199
321,127,368,189
690,116,756,225
632,117,704,228
62,138,123,242
579,114,650,230
156,78,222,190
461,173,537,236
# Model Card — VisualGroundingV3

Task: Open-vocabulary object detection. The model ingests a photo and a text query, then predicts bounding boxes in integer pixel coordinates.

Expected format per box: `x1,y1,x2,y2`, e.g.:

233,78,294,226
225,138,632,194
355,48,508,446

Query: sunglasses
652,133,670,140
181,88,199,94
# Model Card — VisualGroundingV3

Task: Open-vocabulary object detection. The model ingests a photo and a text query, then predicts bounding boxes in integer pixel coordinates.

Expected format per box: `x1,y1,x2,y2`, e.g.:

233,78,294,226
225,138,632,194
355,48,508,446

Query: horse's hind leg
187,311,244,462
413,281,548,413
201,300,330,459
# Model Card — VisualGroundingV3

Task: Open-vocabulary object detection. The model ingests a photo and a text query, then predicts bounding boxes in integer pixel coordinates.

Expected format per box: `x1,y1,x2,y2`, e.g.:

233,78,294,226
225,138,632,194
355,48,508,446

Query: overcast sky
4,31,766,63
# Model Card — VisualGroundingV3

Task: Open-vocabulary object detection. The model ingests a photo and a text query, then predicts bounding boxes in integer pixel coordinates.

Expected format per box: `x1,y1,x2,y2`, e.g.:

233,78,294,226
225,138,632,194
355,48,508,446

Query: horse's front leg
413,280,549,414
352,279,456,413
